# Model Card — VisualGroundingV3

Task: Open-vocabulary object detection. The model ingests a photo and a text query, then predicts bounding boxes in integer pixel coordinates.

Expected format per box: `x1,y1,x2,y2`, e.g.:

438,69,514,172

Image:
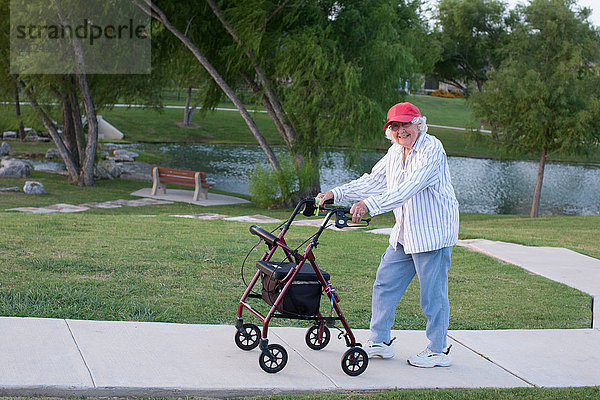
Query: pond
118,143,600,216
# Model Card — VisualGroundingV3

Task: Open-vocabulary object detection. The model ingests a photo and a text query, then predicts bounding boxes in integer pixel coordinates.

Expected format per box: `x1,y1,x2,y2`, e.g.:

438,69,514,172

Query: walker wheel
305,324,331,350
234,323,260,351
259,344,288,373
341,347,368,376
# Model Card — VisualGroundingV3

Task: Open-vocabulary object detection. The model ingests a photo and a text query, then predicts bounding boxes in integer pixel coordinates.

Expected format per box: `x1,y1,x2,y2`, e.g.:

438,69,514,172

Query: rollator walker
234,198,370,376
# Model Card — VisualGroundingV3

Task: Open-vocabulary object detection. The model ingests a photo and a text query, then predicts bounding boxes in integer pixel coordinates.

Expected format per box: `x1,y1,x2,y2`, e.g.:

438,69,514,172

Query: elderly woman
317,102,459,368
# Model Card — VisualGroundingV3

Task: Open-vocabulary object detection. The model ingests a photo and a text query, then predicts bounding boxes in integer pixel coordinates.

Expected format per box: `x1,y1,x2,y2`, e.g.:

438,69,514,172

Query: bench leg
193,186,208,201
151,182,166,196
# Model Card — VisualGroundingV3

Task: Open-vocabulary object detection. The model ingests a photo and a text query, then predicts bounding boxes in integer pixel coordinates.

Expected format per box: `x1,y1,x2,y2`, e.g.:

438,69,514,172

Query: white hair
385,116,428,143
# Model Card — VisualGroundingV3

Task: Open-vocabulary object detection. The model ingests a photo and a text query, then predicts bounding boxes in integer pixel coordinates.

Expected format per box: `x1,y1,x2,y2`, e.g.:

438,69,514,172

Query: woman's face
389,122,420,149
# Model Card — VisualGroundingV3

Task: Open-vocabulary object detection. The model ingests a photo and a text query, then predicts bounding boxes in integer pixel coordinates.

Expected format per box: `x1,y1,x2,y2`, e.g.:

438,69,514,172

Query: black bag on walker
257,261,330,316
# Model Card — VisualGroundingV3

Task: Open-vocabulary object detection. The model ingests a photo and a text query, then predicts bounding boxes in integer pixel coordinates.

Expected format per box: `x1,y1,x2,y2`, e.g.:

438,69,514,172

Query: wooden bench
151,167,214,201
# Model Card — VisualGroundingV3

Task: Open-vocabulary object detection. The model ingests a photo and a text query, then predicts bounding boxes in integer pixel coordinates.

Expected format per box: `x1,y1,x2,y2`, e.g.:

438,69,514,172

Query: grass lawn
0,172,593,330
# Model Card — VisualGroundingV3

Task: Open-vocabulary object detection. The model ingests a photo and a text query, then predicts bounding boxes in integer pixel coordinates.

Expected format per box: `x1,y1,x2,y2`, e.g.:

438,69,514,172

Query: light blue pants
369,244,453,353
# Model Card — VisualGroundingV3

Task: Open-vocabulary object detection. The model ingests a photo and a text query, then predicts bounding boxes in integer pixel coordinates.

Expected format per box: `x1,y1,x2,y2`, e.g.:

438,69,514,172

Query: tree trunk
206,0,298,149
134,0,280,171
184,86,192,126
15,85,26,141
68,78,85,168
183,87,199,126
76,72,98,187
530,146,547,218
15,78,79,181
61,92,81,170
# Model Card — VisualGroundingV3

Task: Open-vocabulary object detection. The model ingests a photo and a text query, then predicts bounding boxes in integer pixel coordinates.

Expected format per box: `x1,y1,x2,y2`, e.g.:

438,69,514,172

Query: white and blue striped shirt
331,132,459,254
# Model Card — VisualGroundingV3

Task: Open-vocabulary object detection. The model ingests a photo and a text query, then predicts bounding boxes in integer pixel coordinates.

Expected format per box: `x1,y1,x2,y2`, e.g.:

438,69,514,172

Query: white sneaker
407,345,452,368
364,337,396,359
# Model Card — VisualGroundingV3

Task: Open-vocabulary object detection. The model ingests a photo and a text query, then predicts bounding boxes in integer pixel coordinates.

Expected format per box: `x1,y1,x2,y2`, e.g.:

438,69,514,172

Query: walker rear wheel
341,347,368,376
305,324,331,350
259,344,288,373
234,323,260,351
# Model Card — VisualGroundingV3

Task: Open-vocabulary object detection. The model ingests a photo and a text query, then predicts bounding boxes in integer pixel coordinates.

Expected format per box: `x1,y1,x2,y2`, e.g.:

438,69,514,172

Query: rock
24,134,40,142
23,181,46,194
32,161,67,174
108,149,139,162
118,161,152,182
96,159,123,179
0,141,10,156
45,148,61,159
3,131,17,140
0,158,31,178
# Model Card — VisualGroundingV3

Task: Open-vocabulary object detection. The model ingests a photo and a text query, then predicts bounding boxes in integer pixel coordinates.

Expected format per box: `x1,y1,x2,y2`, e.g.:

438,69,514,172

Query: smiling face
389,121,420,149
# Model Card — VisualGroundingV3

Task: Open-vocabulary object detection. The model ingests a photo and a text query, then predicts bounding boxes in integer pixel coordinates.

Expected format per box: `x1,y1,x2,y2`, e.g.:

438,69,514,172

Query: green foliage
248,163,281,208
249,157,311,207
469,0,600,157
433,0,508,93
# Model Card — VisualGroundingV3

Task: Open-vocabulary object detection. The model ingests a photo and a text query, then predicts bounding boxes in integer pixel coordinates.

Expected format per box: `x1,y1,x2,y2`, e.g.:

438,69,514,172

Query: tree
433,0,507,94
134,0,281,172
469,0,600,217
138,0,433,199
2,0,162,185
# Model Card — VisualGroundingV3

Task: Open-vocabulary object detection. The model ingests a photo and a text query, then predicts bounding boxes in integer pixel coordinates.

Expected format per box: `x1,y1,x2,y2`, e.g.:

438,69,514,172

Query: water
115,143,600,216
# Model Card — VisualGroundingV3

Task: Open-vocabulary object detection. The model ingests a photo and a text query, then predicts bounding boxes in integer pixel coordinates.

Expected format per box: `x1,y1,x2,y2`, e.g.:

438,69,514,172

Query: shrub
249,158,303,208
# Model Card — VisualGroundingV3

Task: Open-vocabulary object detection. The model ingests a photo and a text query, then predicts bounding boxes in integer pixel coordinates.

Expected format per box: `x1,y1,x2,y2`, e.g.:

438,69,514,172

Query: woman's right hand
316,191,334,205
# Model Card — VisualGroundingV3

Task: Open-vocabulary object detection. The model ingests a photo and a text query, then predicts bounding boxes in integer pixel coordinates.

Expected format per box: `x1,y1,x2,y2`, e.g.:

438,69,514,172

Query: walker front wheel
305,324,331,350
259,344,288,373
234,323,260,351
341,347,368,376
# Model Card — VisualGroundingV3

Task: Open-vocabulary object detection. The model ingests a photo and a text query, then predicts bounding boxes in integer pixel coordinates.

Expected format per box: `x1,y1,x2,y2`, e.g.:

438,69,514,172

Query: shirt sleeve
363,147,442,216
331,153,388,203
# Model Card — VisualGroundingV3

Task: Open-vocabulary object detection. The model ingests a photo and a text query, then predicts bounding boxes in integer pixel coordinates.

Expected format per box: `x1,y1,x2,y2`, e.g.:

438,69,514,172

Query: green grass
0,172,593,329
2,387,600,399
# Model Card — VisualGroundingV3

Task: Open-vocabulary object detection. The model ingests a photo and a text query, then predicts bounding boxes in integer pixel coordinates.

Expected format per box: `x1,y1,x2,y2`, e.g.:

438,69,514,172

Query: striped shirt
331,132,459,254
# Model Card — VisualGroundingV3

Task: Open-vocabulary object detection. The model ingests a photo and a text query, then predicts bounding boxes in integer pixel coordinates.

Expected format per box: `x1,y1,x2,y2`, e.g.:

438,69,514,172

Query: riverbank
3,95,600,164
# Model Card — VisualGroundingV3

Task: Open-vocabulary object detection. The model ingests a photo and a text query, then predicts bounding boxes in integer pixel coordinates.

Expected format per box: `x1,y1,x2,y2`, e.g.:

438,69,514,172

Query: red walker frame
234,198,369,376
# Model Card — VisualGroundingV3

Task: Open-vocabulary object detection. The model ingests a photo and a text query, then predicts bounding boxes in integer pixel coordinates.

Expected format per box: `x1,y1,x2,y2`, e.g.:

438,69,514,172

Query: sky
507,0,600,27
425,0,600,28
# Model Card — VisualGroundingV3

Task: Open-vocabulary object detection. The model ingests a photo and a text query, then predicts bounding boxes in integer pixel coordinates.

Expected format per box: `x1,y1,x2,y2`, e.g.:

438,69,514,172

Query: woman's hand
350,200,369,223
316,191,334,206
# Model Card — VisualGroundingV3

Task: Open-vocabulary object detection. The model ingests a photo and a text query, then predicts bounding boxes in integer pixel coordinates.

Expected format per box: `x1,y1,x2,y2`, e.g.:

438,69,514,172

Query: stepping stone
223,215,282,223
79,202,123,209
44,204,90,213
292,219,368,231
5,207,60,213
170,213,228,220
5,204,89,213
367,228,393,235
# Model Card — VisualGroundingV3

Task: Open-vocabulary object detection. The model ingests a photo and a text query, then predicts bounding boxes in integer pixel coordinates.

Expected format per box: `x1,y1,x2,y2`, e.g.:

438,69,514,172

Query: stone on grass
45,148,61,159
23,181,46,194
0,141,10,156
0,158,31,178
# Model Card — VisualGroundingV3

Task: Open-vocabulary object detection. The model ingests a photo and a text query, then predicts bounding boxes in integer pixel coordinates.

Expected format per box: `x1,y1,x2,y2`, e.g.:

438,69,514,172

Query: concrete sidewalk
2,317,598,398
131,188,251,206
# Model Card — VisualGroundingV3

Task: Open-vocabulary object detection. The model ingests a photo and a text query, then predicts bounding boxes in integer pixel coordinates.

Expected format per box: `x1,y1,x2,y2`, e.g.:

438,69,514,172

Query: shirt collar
391,132,427,154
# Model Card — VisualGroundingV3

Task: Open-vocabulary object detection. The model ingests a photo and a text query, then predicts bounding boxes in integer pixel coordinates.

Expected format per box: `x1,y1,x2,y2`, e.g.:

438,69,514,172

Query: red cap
384,102,421,129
